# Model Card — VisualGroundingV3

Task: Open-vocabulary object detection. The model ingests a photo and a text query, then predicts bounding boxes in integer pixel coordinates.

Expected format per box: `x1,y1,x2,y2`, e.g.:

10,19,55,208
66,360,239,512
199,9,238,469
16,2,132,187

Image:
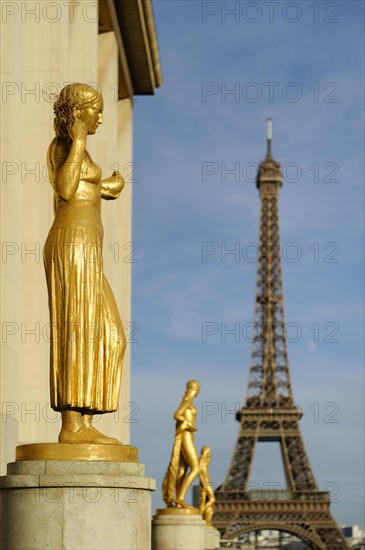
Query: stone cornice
99,0,163,99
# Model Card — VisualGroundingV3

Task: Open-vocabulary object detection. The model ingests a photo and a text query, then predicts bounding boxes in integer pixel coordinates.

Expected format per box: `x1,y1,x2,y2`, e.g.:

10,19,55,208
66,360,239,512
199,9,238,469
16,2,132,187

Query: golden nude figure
162,380,201,509
43,83,126,444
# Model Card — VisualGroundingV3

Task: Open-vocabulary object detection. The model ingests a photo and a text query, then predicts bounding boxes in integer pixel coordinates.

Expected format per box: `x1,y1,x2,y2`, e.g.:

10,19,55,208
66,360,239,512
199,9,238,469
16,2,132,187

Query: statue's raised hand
68,111,87,143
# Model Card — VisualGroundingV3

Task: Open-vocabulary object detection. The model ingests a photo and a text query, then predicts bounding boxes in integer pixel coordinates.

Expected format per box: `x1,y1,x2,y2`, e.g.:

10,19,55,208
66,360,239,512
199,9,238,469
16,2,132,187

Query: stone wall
0,1,133,471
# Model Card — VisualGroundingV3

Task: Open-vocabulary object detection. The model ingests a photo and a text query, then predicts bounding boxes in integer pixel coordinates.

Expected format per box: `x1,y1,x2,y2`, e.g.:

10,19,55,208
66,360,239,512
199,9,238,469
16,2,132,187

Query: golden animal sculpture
162,380,201,509
199,446,216,525
43,83,126,445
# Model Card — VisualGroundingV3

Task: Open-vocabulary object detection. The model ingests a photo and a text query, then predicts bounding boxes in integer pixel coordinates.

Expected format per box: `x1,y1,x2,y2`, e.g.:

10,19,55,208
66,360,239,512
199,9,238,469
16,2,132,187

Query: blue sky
130,0,364,526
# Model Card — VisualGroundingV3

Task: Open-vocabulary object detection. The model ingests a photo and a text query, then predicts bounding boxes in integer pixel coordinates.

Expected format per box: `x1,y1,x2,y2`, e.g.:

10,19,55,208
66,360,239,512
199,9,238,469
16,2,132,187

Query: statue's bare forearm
56,138,85,201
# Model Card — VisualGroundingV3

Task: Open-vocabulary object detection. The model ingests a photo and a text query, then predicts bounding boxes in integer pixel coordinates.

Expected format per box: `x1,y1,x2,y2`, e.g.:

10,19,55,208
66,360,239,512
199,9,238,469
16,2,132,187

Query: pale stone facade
0,0,162,473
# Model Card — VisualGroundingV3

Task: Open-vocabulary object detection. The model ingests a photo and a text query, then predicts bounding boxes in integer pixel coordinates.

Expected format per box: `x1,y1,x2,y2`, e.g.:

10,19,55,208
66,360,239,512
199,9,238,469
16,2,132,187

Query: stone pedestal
0,459,155,549
204,526,221,549
152,509,206,550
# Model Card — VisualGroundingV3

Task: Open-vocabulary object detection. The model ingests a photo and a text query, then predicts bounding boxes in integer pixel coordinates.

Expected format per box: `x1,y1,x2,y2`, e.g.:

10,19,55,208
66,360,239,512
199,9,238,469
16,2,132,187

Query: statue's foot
175,499,195,510
85,424,121,444
59,425,120,445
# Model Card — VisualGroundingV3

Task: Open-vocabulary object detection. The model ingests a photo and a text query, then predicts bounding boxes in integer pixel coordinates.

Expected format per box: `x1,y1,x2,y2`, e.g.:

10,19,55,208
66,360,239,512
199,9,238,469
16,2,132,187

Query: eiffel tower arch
213,120,348,550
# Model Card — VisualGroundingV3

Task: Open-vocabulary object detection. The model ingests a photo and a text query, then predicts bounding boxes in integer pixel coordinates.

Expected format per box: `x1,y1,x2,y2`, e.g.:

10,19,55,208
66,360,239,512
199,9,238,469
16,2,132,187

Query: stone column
95,30,134,444
152,509,206,550
1,454,155,550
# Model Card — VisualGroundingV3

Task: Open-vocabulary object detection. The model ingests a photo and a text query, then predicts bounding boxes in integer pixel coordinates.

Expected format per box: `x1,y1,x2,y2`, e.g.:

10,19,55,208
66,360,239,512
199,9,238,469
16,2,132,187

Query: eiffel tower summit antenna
266,117,272,159
213,120,348,549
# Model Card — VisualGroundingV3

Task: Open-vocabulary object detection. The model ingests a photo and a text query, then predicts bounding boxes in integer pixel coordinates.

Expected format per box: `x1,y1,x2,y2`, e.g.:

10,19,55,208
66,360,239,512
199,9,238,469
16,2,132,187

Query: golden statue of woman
199,446,215,525
162,380,201,509
43,83,126,445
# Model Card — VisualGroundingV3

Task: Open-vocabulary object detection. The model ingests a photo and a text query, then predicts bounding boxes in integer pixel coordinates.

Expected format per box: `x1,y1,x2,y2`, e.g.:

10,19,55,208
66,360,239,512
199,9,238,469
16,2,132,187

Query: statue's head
185,379,200,397
200,445,212,466
201,445,211,456
53,83,103,138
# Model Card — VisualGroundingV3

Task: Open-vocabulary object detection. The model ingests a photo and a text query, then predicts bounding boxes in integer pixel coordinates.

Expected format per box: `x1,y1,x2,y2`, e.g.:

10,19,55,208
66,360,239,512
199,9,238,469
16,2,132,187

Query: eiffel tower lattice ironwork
213,120,348,549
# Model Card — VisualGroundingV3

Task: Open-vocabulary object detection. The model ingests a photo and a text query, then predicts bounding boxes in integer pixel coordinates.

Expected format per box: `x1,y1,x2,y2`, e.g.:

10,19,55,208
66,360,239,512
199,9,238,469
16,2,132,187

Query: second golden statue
162,380,201,510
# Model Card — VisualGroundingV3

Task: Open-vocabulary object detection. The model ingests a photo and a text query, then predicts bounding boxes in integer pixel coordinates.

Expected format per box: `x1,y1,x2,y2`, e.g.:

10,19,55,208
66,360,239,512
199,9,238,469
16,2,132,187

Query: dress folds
43,221,125,412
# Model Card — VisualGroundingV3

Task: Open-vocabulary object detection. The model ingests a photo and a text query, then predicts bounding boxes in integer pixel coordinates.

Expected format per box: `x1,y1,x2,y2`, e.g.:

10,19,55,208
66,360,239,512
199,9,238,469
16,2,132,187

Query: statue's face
189,385,200,398
79,96,103,135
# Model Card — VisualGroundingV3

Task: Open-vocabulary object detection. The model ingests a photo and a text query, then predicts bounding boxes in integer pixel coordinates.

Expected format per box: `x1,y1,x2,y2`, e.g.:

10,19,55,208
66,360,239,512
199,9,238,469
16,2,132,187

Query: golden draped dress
43,146,126,412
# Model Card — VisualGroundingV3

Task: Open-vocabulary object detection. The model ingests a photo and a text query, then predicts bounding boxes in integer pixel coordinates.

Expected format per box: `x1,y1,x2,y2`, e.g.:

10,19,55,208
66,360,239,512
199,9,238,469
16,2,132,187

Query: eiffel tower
213,120,348,549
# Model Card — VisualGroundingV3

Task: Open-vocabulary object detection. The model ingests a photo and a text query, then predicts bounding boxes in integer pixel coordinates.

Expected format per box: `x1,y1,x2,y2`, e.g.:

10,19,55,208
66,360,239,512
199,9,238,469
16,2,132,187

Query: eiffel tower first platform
213,120,348,549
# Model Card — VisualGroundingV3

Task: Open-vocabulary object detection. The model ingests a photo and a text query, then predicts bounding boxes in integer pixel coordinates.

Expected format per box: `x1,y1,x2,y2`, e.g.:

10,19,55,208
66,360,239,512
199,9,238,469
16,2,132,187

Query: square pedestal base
205,525,221,549
0,460,155,549
152,509,206,550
